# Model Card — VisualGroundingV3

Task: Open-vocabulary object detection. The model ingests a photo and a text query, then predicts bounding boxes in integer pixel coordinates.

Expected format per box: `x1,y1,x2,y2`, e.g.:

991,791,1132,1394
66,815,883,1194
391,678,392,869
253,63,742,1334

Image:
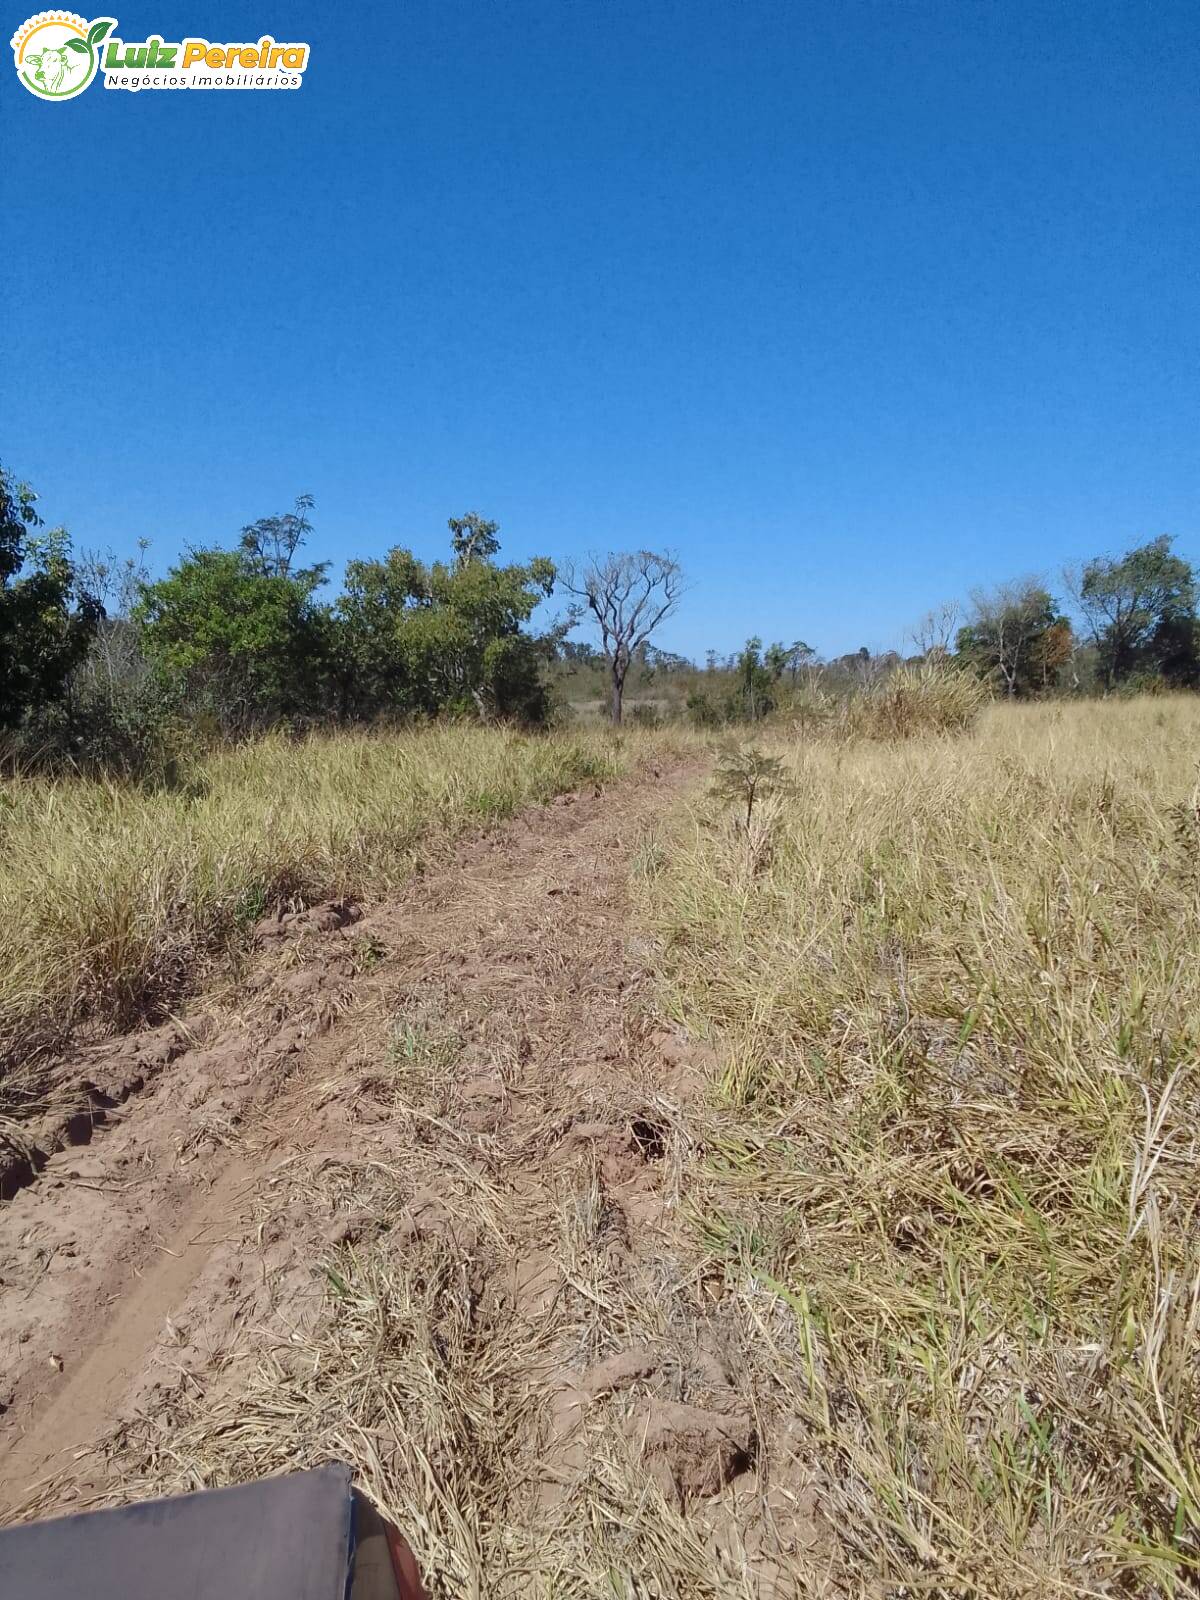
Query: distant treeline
554,542,1200,726
1,468,564,774
2,458,1196,772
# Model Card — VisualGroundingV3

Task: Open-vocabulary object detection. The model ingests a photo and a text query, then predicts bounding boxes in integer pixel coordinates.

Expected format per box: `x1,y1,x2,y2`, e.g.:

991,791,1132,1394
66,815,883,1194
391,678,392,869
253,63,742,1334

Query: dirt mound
0,1022,193,1202
632,1399,756,1500
254,898,363,942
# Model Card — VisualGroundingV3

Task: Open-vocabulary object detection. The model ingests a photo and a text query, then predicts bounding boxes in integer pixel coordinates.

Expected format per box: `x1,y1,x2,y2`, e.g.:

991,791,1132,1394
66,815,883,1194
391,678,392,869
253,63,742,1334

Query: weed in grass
384,1016,462,1099
709,746,794,833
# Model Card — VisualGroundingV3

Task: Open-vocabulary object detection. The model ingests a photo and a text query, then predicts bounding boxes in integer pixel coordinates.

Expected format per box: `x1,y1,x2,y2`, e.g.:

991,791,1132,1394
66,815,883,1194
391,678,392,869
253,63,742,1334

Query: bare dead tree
74,540,154,688
1060,563,1087,690
909,600,961,660
562,550,684,725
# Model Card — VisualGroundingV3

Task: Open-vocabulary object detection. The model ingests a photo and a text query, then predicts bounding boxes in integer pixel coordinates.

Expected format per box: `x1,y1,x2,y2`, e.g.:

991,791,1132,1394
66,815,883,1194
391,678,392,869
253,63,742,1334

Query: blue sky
4,0,1197,660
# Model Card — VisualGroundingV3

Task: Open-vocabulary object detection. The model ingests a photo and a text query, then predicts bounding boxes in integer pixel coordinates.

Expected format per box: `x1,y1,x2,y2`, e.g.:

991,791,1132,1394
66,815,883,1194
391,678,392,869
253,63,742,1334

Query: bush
2,627,190,785
836,662,988,741
1117,670,1169,698
629,703,662,729
686,689,724,728
62,667,188,784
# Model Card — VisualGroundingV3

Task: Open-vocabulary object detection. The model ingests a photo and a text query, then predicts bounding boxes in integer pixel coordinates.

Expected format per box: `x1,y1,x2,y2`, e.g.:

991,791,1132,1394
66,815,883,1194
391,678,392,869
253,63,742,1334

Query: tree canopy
1077,535,1198,688
338,543,556,723
0,463,100,732
956,581,1069,698
136,508,558,732
5,459,1200,772
138,547,332,730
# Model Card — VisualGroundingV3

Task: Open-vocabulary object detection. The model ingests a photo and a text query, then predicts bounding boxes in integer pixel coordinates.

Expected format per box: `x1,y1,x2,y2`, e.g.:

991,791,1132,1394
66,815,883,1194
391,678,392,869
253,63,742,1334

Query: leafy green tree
645,645,692,673
1076,535,1198,688
137,501,332,730
336,547,427,717
687,637,779,727
560,639,605,668
783,640,816,682
238,493,316,579
0,464,100,732
957,580,1065,697
735,637,776,720
447,512,501,567
763,641,789,681
338,520,556,723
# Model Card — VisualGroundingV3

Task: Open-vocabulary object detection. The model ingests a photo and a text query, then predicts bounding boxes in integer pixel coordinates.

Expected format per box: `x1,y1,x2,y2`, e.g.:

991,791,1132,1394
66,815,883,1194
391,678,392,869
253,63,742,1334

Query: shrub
710,744,794,830
1117,670,1169,698
686,689,724,728
838,661,988,740
629,703,662,729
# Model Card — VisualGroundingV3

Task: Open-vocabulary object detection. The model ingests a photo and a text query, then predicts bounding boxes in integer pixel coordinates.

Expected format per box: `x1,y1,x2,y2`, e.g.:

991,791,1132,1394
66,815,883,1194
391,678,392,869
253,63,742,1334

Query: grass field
645,697,1200,1593
0,726,625,1104
4,696,1198,1596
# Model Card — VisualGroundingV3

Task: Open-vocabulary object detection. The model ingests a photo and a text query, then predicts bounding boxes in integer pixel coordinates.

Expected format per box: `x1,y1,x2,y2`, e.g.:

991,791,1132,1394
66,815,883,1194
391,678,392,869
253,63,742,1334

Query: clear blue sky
4,0,1197,660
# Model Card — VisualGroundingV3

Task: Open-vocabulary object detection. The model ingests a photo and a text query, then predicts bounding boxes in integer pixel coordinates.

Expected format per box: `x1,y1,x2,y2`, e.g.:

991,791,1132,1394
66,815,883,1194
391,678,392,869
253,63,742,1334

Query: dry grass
17,700,1199,1597
0,725,627,1103
97,1150,742,1599
842,659,990,739
789,660,991,742
645,696,1200,1595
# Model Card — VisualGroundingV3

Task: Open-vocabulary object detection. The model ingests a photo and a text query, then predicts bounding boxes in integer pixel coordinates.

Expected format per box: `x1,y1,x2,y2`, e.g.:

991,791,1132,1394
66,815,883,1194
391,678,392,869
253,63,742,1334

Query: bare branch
561,550,685,724
909,599,961,659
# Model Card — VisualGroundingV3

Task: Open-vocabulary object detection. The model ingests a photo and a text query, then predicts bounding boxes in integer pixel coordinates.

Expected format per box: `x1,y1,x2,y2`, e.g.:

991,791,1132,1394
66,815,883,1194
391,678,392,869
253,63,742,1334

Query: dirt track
0,764,698,1498
0,759,822,1592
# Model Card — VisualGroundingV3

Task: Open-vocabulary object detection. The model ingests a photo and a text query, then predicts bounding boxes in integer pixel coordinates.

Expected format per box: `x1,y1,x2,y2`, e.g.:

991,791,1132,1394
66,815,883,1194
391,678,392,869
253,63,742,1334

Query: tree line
547,539,1200,730
0,463,688,768
918,536,1198,697
0,468,570,770
2,456,1196,772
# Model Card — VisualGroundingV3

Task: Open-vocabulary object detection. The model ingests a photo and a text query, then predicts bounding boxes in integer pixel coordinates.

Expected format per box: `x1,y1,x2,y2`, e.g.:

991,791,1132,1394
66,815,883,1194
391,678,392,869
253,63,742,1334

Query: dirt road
0,759,822,1594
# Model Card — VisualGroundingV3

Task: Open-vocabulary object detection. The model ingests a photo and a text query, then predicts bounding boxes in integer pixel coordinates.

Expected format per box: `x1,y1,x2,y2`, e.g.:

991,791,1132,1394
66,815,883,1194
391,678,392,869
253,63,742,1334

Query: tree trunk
610,669,624,726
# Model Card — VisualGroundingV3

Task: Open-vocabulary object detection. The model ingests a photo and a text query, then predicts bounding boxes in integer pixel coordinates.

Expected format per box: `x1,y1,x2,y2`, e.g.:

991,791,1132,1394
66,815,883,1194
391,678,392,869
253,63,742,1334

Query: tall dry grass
645,696,1200,1594
0,726,624,1099
788,659,991,741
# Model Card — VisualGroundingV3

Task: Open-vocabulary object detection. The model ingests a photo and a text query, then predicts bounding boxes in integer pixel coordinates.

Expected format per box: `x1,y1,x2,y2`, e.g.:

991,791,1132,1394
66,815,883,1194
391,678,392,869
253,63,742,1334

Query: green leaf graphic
87,19,113,46
65,37,89,52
